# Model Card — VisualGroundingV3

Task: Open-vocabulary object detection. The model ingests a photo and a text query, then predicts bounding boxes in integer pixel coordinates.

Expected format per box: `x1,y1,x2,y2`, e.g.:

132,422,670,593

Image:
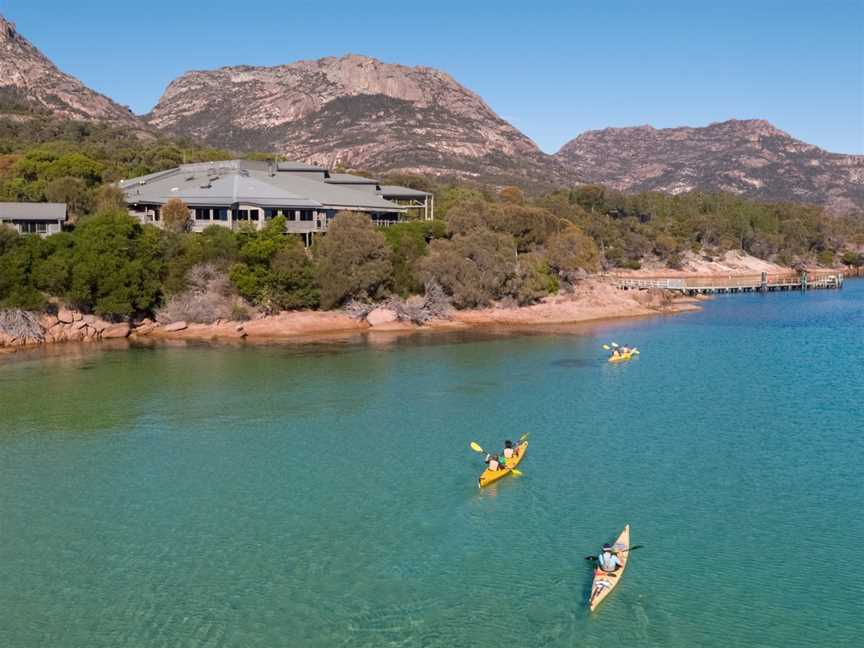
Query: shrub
841,250,863,267
418,227,517,308
157,263,239,323
382,220,446,296
817,249,835,266
228,218,317,312
314,212,392,309
545,226,600,275
161,197,191,233
67,211,165,319
510,252,559,305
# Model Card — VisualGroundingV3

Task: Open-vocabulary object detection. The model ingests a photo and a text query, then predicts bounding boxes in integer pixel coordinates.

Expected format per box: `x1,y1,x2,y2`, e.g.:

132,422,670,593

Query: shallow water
1,282,862,647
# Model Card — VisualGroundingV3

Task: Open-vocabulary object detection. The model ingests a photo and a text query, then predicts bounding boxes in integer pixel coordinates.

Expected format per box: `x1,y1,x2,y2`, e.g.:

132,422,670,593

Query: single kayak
589,524,631,611
478,441,528,488
608,349,639,363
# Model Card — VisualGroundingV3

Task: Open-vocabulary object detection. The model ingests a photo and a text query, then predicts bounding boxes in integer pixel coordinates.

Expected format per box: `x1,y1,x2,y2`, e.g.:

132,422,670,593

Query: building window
265,208,277,219
19,221,48,234
194,208,210,220
214,208,228,221
249,209,260,221
300,210,313,221
237,209,249,221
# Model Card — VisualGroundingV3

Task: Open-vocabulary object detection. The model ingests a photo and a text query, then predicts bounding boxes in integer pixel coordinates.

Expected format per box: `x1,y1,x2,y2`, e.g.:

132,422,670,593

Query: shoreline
0,280,701,354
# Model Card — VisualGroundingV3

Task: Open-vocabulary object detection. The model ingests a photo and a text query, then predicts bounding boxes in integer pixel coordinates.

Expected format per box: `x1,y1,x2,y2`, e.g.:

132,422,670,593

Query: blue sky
3,0,862,153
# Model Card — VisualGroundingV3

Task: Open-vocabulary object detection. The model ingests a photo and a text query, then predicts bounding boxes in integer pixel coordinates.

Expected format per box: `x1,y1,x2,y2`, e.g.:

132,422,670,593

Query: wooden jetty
603,270,844,295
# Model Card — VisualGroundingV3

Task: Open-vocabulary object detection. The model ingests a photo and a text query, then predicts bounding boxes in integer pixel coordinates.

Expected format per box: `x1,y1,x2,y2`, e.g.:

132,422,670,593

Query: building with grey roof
0,202,67,236
119,160,433,243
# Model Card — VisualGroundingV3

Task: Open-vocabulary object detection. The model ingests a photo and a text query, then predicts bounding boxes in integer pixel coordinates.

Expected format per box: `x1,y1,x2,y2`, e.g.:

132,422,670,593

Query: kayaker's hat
505,440,513,447
602,543,612,551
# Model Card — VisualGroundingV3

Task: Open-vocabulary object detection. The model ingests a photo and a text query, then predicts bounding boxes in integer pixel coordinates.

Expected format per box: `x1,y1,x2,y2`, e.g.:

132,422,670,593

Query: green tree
381,220,446,296
418,228,517,308
67,211,165,319
314,212,392,308
228,217,317,311
841,250,863,267
545,226,600,275
45,176,92,220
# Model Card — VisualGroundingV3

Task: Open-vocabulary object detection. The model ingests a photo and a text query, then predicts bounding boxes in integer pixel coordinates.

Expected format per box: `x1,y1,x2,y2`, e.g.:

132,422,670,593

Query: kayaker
503,440,515,460
597,543,622,573
484,453,501,471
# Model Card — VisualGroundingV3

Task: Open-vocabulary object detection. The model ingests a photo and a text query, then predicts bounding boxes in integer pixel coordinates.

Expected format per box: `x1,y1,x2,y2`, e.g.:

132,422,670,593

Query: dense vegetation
0,114,862,321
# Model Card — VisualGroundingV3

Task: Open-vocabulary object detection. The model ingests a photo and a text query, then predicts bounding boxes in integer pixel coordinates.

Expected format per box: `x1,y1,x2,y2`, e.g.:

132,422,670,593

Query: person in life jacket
503,440,515,460
484,453,502,471
597,543,622,573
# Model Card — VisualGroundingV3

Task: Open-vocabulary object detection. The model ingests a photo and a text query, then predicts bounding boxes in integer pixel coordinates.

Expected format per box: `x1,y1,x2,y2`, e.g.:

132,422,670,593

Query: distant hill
1,10,861,211
0,15,142,128
143,54,574,189
555,119,864,213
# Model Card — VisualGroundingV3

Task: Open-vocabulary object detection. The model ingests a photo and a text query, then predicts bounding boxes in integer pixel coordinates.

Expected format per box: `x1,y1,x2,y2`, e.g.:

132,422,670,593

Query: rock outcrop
0,309,131,348
555,119,864,213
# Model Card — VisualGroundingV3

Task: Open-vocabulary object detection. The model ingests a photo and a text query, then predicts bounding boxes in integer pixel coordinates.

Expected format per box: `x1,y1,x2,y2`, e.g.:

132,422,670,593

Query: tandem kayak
589,524,631,612
608,349,639,363
478,441,528,488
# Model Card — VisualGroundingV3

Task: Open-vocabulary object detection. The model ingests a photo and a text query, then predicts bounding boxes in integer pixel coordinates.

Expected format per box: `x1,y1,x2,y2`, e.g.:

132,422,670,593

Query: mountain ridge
555,118,864,212
1,11,861,211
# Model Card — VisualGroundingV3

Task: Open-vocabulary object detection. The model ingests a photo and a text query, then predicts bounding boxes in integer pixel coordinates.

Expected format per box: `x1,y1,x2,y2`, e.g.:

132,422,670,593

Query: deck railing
601,270,843,293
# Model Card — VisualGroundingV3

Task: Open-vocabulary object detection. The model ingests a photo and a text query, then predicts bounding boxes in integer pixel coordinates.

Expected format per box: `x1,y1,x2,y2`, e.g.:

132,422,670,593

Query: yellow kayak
608,349,639,363
478,441,528,488
589,525,631,611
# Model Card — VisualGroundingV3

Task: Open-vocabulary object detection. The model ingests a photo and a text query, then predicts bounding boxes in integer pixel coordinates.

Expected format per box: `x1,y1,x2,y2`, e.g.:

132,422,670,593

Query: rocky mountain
0,14,141,126
2,11,861,210
555,119,864,213
145,54,573,188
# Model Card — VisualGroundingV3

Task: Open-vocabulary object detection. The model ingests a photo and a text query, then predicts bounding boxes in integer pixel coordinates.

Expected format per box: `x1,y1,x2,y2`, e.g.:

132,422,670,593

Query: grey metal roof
0,202,67,221
378,185,432,199
325,173,379,185
276,161,327,172
121,160,403,212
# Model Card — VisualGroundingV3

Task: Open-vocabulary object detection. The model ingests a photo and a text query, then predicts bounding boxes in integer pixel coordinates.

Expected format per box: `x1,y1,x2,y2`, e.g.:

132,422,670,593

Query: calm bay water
1,282,862,647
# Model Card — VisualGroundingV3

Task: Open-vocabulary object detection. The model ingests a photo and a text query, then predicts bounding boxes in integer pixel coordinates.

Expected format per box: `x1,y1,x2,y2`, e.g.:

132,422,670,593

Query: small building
119,160,434,245
0,202,67,236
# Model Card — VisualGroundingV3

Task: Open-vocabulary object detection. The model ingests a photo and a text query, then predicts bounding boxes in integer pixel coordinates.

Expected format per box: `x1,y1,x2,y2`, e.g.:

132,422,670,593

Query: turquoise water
1,282,862,647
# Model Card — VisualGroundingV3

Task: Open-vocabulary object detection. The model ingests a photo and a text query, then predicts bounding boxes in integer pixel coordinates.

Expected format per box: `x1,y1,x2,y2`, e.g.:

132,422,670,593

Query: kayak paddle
470,442,485,454
584,545,643,560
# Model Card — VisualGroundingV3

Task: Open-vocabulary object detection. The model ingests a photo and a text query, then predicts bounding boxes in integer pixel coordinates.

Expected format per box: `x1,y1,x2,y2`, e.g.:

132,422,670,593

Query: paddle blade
511,469,523,477
611,342,620,348
519,432,531,442
602,344,610,350
470,442,484,454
